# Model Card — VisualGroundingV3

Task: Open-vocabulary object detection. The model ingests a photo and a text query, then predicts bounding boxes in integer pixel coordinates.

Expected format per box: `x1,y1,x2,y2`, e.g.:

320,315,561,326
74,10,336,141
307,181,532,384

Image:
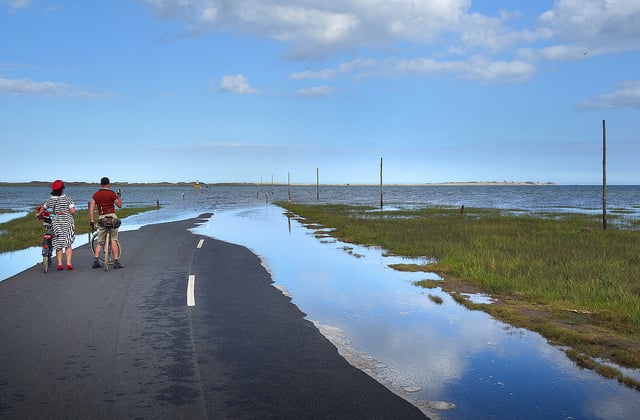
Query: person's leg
56,249,63,270
111,239,118,258
65,247,73,269
93,242,103,268
94,243,102,259
93,226,105,268
95,225,108,258
112,239,124,268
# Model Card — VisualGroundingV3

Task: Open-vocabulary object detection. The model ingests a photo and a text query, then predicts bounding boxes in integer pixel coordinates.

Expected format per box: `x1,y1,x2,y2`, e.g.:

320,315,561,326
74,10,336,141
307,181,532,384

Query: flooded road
193,205,640,420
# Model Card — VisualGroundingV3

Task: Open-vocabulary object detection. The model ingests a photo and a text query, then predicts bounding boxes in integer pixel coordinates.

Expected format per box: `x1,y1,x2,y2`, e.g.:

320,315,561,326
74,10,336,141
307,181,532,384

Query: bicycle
90,216,123,271
37,209,54,273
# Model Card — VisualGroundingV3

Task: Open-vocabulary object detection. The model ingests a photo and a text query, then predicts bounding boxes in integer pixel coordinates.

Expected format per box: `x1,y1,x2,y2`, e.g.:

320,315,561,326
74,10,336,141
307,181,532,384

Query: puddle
460,292,496,304
193,205,640,420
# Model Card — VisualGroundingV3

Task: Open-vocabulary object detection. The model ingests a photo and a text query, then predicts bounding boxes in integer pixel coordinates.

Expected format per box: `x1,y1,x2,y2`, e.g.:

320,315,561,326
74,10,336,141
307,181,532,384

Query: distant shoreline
0,181,557,187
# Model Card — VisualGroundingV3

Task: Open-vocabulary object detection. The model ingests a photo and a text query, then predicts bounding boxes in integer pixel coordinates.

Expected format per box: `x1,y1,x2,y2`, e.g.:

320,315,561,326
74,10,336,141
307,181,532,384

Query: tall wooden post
288,172,291,202
316,168,319,200
379,157,383,209
602,120,607,230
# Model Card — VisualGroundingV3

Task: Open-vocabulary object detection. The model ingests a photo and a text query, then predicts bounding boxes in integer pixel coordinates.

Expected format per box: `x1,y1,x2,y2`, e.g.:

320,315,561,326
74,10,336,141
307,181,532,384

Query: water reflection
193,205,640,420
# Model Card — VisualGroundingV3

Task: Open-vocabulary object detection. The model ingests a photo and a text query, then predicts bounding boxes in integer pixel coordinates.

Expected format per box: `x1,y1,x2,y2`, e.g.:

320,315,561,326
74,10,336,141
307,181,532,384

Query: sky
1,0,639,185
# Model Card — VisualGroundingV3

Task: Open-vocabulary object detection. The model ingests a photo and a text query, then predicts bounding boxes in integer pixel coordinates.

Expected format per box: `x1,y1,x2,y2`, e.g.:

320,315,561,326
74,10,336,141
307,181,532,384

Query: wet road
0,215,425,419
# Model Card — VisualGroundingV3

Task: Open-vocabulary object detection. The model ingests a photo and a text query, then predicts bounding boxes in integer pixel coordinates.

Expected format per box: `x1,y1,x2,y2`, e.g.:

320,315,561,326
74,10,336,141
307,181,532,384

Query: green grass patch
277,202,640,389
0,206,156,253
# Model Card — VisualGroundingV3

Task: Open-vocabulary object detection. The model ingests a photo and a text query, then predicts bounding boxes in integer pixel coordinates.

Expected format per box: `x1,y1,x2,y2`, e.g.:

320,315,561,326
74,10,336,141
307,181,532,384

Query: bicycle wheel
42,252,48,273
91,230,108,266
90,230,99,260
91,229,122,267
42,238,51,273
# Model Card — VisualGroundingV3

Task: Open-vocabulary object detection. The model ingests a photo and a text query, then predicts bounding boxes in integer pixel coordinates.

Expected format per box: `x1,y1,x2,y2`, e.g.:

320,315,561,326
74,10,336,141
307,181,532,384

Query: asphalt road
0,215,426,419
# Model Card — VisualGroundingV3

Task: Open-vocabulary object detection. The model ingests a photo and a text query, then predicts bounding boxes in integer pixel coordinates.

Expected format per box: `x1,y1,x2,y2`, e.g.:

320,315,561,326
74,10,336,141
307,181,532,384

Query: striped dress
44,194,75,250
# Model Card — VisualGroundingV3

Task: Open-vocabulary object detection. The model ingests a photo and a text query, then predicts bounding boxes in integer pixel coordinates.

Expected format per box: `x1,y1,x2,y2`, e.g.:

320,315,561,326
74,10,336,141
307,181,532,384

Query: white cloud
141,0,640,84
536,0,640,55
290,68,337,81
290,59,377,81
578,81,640,110
2,0,31,9
0,77,108,98
140,1,640,57
216,74,258,94
332,56,535,84
297,86,336,97
140,0,489,57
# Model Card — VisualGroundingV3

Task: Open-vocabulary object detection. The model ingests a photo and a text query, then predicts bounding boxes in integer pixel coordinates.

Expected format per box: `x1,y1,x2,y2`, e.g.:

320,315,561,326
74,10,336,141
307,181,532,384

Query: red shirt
93,189,118,215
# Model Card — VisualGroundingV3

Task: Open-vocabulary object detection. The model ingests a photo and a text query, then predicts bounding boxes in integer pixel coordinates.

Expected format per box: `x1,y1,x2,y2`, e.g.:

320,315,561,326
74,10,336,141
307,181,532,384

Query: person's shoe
92,260,101,269
66,264,73,270
57,265,63,271
113,261,124,269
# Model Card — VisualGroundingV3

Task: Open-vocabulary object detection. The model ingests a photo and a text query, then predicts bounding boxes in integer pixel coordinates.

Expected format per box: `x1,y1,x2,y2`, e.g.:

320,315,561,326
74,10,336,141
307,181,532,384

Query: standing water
2,184,640,418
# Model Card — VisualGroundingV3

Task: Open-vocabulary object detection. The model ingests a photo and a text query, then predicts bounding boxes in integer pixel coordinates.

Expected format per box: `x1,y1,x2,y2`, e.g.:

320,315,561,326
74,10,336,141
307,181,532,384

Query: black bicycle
90,216,123,271
37,210,54,273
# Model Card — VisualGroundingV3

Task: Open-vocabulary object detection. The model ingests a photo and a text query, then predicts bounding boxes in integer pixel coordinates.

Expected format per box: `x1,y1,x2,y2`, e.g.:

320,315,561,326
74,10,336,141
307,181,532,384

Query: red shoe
66,265,73,270
57,265,63,271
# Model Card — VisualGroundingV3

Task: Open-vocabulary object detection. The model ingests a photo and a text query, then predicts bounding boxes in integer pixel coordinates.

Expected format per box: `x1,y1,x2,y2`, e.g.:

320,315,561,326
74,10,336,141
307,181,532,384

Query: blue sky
1,0,639,185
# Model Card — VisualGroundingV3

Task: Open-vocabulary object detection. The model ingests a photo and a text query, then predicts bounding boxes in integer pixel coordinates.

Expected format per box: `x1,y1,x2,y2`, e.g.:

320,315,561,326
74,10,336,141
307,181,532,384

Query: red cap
52,180,64,190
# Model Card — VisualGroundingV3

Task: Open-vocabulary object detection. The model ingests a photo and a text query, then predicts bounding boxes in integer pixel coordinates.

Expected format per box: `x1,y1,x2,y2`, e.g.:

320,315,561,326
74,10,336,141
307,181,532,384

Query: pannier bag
98,216,121,228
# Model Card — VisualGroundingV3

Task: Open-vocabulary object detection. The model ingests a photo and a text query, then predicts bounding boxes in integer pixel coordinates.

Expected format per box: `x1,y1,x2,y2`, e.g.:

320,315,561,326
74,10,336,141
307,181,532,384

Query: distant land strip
0,181,556,187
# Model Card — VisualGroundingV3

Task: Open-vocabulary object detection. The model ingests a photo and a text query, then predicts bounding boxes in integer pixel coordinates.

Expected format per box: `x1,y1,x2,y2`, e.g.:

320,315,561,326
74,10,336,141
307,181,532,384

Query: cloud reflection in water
194,205,640,420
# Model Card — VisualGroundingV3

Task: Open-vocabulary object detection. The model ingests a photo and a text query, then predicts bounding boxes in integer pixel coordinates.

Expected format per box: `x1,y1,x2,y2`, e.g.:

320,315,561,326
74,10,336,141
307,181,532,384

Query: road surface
0,215,426,419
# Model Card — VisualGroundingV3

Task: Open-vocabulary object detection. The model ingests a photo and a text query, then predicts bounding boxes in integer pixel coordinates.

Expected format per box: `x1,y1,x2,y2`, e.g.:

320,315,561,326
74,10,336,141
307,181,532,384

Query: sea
2,183,640,419
2,183,640,217
2,183,640,281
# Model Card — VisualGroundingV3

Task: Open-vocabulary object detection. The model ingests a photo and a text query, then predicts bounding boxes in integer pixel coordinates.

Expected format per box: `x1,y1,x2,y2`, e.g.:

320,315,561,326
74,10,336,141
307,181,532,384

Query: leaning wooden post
379,157,383,209
602,119,607,231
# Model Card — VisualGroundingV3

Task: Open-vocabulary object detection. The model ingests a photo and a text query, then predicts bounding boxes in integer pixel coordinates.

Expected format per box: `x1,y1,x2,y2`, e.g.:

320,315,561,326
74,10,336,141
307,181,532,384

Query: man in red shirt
89,177,123,269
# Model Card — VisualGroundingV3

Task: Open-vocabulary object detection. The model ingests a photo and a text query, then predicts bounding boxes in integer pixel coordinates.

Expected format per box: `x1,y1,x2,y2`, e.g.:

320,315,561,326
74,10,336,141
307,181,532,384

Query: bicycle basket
98,216,121,228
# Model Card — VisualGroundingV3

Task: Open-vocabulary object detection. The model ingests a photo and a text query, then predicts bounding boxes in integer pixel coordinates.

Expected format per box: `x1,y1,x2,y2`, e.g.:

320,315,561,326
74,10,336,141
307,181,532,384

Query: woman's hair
51,188,63,196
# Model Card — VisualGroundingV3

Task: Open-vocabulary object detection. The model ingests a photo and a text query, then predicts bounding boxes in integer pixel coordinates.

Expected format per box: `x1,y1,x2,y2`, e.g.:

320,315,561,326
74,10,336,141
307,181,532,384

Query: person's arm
115,189,122,209
89,199,96,225
69,197,76,215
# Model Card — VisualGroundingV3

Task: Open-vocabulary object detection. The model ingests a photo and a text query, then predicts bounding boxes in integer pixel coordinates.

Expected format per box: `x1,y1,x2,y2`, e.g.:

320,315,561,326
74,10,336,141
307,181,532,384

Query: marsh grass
279,202,640,390
0,206,156,253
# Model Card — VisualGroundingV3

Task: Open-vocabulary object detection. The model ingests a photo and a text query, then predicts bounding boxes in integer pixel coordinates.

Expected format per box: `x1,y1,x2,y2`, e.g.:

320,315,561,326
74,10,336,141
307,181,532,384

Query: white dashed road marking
187,274,196,307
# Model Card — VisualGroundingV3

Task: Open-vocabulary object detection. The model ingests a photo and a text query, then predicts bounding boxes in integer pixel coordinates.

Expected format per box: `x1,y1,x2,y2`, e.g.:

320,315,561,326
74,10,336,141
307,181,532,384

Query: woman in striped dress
42,180,76,270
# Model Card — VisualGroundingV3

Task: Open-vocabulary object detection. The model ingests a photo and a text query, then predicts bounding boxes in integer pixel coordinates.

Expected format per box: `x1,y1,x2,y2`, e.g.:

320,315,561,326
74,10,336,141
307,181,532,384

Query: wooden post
379,157,383,209
288,172,291,202
602,119,607,231
316,168,319,200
